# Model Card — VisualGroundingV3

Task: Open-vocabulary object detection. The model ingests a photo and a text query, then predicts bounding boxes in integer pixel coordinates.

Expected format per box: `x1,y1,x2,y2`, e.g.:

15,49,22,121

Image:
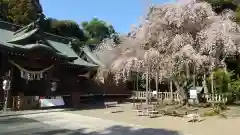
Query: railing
132,91,228,103
132,91,180,101
205,93,228,103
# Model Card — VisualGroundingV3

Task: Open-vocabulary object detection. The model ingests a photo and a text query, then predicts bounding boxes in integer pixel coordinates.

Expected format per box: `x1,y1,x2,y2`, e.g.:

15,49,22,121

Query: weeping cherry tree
94,0,240,104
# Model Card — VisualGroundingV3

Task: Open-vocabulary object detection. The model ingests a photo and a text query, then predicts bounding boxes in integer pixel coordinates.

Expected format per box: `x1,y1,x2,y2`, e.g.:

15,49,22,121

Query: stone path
0,111,184,135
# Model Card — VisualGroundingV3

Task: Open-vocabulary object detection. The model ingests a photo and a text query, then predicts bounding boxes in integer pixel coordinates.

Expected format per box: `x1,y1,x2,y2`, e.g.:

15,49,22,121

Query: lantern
2,79,11,91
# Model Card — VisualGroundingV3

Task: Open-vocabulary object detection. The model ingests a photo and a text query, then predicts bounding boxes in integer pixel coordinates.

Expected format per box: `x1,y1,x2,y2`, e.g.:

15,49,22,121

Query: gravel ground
1,104,240,135
0,110,183,135
67,103,240,135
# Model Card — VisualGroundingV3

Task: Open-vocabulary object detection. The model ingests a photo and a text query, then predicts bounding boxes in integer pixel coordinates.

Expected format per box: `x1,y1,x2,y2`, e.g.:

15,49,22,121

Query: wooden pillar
19,92,24,110
12,96,15,110
7,90,12,109
14,92,24,110
71,92,80,108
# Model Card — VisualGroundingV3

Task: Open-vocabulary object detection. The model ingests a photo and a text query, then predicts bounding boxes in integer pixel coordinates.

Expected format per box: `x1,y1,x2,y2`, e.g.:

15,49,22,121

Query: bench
104,101,124,113
147,110,159,117
146,105,159,118
133,104,159,117
185,113,201,122
104,101,118,108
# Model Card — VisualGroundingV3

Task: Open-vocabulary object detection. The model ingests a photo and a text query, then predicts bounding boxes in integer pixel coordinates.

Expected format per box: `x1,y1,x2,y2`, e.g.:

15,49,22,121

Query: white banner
39,99,65,108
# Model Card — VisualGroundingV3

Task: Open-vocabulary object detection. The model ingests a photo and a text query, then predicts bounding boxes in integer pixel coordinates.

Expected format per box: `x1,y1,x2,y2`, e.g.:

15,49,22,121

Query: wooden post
3,90,8,111
12,96,15,110
18,92,24,110
71,92,80,108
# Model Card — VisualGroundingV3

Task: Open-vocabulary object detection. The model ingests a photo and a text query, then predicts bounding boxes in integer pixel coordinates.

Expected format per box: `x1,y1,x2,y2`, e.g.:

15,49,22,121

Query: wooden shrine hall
0,0,132,111
0,16,105,110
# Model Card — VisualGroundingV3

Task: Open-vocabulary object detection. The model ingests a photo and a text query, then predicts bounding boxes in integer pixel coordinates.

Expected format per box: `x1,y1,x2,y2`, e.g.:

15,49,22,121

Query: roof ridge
0,20,72,43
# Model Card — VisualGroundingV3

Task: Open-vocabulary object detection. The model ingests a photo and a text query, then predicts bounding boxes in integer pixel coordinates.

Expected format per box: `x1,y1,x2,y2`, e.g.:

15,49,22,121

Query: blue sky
40,0,176,34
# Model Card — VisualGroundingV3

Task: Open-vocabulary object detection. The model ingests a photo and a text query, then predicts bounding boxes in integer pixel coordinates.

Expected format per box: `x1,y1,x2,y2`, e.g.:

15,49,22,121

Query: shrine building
0,16,132,110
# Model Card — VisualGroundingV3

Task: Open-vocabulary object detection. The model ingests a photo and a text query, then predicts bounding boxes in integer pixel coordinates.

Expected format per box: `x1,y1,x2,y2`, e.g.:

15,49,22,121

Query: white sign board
190,89,197,99
152,91,157,95
2,80,11,91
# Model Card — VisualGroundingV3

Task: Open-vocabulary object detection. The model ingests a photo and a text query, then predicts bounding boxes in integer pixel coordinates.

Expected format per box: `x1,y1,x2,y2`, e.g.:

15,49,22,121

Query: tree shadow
0,109,67,118
34,125,181,135
0,117,182,135
0,117,38,124
0,101,123,118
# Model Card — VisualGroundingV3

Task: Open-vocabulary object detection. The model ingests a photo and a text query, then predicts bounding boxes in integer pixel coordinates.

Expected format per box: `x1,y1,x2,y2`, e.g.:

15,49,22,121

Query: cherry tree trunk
202,73,208,94
170,79,173,100
173,77,188,105
193,66,196,87
145,68,149,104
136,69,139,100
211,72,214,94
155,71,159,98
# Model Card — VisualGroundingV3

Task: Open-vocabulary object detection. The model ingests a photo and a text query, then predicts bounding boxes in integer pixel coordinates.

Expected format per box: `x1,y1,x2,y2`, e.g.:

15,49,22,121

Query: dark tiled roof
0,20,98,68
82,45,105,68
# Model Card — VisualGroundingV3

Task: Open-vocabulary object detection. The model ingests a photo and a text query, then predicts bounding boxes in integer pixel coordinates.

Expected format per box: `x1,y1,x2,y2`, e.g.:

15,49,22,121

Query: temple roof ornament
31,0,43,14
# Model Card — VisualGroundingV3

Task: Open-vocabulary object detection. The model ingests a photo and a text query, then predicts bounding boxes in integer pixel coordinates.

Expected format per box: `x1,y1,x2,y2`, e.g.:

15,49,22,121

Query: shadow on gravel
0,102,122,118
0,109,67,118
34,126,181,135
0,117,182,135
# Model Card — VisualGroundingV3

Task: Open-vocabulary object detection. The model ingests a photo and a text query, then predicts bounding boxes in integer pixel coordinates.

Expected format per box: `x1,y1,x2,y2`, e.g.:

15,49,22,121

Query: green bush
203,110,219,116
207,68,233,94
230,76,240,93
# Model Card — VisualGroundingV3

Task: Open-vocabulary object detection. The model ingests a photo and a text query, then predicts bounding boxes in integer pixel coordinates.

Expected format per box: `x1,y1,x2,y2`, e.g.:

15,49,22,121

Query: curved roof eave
82,45,106,68
7,28,39,44
0,42,71,60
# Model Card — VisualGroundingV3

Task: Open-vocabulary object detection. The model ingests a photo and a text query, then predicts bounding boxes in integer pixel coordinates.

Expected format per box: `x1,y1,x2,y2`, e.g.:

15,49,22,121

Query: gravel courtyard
67,103,240,135
0,104,240,135
0,110,183,135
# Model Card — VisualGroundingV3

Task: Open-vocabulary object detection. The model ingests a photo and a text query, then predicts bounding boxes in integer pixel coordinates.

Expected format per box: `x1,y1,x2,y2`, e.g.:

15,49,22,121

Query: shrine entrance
11,61,53,93
3,47,62,110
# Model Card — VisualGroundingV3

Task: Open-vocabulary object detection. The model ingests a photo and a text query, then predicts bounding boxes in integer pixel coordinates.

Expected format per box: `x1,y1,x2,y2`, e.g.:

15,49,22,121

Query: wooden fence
132,91,180,101
132,91,228,103
205,93,228,103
